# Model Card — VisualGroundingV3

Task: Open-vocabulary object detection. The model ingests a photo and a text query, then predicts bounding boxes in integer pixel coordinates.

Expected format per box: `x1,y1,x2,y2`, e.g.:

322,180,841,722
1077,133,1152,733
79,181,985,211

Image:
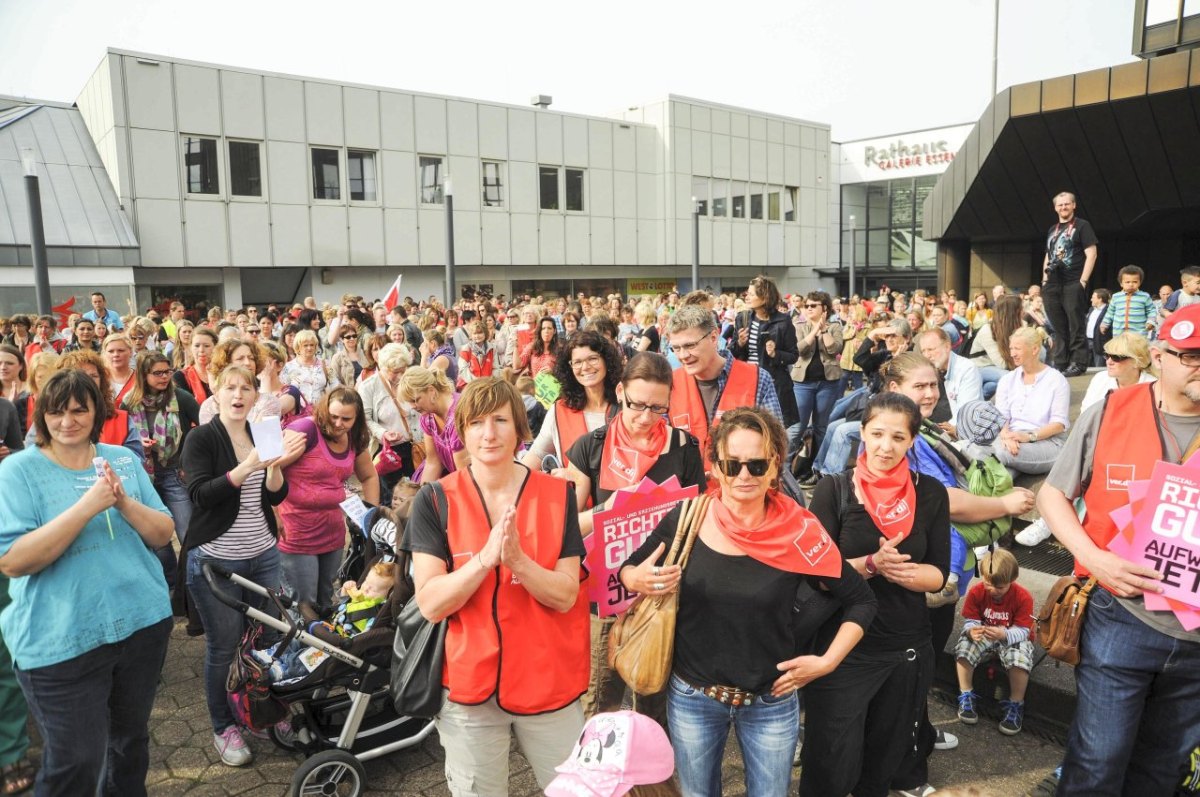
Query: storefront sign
585,476,699,617
838,124,973,184
627,279,677,296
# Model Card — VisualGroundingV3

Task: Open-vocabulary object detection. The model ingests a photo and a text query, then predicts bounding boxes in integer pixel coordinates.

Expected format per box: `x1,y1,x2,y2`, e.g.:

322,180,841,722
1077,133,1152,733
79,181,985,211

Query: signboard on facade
837,124,974,184
627,279,677,296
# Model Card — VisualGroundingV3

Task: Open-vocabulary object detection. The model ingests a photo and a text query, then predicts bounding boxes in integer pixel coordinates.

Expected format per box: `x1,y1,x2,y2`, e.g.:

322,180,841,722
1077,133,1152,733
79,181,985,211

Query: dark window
311,148,340,200
419,156,443,204
731,182,746,218
348,150,377,201
539,166,559,210
565,169,584,211
712,181,727,217
228,141,261,197
482,161,504,207
184,136,218,194
750,190,763,220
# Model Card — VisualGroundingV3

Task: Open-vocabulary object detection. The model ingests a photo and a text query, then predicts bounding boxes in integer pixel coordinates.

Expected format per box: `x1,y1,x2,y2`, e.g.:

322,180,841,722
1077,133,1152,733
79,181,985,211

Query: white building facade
71,49,832,309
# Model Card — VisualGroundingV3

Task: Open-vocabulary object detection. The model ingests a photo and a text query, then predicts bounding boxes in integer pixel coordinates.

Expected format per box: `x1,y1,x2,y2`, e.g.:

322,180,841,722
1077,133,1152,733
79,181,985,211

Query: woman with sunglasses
562,352,704,727
123,351,200,589
618,406,875,795
801,391,949,797
1080,331,1156,413
330,324,365,387
521,330,619,472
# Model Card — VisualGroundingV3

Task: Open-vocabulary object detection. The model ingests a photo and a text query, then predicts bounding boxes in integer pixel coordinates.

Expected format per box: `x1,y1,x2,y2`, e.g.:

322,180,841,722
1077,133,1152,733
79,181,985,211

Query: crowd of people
0,247,1196,796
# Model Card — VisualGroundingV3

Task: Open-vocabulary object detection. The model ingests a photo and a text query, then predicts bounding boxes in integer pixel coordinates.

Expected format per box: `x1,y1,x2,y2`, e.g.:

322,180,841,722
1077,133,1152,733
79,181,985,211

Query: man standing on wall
1041,192,1098,378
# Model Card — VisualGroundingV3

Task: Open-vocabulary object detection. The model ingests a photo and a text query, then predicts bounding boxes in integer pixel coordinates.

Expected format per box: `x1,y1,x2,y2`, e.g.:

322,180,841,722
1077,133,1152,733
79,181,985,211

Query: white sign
250,416,283,460
837,123,973,184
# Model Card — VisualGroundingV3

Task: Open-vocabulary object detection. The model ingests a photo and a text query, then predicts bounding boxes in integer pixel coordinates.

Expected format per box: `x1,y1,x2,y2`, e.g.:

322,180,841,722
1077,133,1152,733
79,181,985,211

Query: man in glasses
1036,302,1200,796
665,304,781,476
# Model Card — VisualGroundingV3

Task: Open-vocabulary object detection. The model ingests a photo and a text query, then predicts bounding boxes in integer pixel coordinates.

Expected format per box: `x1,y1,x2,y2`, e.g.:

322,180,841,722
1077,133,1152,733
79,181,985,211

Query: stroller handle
201,562,296,612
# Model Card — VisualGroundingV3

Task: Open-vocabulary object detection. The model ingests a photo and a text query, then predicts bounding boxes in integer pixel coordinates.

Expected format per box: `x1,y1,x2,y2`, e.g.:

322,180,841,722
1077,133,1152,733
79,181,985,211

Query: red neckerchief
710,491,842,576
852,450,916,540
598,412,667,492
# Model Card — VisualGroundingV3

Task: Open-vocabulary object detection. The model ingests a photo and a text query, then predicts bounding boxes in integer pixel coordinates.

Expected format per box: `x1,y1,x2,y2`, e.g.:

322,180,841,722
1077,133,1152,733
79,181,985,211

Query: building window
731,182,746,218
482,161,504,207
750,186,764,220
783,188,796,222
539,166,560,210
228,141,261,197
419,156,444,204
692,177,709,215
347,150,377,202
712,181,727,218
768,190,780,221
311,148,340,200
184,136,219,195
565,169,585,212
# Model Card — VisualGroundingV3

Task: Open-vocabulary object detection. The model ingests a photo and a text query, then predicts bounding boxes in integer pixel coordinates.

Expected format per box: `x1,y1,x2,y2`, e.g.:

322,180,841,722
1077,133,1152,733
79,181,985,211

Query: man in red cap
1036,302,1200,795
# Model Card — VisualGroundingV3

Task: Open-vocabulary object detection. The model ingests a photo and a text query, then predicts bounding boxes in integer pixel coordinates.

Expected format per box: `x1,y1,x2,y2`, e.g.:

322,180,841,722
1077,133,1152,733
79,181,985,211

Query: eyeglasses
1164,348,1200,367
570,355,602,371
343,334,358,341
624,399,669,415
1104,353,1131,363
805,303,823,309
130,335,146,341
714,458,772,477
246,328,260,335
668,334,711,355
148,369,173,378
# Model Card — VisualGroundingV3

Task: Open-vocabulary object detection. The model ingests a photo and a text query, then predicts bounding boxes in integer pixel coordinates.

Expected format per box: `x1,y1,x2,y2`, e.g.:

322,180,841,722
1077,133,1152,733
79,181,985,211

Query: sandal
1,759,35,795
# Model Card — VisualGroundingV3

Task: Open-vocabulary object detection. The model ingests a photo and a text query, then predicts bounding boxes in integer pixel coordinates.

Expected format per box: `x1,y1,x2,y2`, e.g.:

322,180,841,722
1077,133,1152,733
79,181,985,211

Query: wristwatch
1027,432,1037,443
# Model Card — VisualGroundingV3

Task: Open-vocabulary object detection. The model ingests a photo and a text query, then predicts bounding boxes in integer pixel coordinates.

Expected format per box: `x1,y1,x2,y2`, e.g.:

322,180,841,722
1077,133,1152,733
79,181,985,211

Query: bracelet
476,554,492,571
864,554,878,576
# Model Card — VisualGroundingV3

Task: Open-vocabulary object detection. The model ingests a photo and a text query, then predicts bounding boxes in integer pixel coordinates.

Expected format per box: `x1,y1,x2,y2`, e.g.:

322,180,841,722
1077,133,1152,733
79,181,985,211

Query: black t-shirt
641,326,660,352
809,469,949,654
402,469,585,566
566,426,706,508
623,503,876,694
1044,217,1098,282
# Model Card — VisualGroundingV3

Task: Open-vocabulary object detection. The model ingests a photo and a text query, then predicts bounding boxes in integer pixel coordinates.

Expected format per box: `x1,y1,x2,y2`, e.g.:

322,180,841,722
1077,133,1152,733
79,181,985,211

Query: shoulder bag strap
675,494,712,570
663,497,694,565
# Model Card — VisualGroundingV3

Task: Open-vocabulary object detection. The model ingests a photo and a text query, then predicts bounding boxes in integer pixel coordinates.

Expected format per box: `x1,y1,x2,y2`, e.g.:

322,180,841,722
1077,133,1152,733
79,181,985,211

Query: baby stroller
202,531,435,796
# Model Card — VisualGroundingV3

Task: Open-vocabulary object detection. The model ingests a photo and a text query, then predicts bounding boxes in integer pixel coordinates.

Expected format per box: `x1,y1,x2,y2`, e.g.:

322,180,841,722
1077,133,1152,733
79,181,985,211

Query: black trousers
1043,279,1089,369
890,604,958,791
801,642,935,797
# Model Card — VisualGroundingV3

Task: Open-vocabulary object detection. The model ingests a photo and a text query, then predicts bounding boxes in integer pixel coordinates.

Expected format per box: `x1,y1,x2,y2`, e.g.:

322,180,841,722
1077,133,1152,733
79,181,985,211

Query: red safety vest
100,409,130,447
461,348,495,380
554,403,591,465
439,469,589,714
669,358,759,471
1080,382,1166,584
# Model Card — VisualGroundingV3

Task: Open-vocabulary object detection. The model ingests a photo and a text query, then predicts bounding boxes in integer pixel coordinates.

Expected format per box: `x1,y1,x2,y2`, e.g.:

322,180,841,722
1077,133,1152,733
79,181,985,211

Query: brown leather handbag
1036,575,1098,666
607,494,711,695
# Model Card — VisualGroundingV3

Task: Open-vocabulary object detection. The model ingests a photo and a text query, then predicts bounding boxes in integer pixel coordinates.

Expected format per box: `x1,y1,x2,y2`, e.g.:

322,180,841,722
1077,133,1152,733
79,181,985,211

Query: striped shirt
198,469,275,559
1102,290,1155,336
747,318,763,365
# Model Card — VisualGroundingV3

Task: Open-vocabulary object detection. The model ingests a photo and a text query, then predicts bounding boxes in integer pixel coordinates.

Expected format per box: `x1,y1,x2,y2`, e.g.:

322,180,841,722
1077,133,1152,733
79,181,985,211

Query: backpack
918,421,1013,549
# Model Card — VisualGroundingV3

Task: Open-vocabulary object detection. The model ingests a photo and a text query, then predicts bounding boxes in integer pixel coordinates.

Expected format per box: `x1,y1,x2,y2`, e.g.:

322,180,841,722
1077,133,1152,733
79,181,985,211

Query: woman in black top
730,275,799,429
564,352,706,727
620,407,876,797
801,392,950,797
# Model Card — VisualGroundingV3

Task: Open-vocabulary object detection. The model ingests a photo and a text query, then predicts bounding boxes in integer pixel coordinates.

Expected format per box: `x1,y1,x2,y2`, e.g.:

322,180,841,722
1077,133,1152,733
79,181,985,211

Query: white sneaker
1015,518,1052,547
895,784,937,797
933,728,958,750
214,725,252,767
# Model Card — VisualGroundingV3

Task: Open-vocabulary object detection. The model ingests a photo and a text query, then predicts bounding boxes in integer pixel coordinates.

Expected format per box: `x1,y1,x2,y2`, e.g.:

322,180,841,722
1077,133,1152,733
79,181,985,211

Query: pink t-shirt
278,417,356,555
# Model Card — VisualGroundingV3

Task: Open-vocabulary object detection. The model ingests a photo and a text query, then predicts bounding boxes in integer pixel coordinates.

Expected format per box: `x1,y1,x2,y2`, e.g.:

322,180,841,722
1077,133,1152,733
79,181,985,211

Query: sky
0,0,1137,141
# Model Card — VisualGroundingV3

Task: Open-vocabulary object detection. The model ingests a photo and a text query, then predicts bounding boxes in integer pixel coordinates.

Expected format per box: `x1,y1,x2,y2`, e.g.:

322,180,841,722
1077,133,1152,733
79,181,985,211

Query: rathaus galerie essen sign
837,123,973,184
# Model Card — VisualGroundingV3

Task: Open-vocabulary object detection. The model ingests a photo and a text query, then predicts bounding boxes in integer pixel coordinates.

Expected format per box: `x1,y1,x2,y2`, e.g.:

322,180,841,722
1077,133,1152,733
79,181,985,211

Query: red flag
383,275,403,311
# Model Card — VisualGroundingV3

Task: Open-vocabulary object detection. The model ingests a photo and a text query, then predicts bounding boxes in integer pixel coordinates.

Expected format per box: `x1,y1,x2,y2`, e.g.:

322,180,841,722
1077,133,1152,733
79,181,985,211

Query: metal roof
0,97,139,267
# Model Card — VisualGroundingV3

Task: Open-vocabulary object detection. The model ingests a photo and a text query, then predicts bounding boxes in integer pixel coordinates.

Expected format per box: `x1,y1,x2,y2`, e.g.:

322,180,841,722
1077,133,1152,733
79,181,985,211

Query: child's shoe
957,690,978,724
999,699,1024,735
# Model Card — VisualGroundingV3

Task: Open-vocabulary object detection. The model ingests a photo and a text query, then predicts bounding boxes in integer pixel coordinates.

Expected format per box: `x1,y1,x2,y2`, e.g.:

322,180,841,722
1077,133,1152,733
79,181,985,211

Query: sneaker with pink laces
214,725,252,767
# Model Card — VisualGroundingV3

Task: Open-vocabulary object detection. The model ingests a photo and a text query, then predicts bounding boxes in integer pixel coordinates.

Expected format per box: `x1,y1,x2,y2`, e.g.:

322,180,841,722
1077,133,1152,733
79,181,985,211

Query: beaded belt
700,683,755,707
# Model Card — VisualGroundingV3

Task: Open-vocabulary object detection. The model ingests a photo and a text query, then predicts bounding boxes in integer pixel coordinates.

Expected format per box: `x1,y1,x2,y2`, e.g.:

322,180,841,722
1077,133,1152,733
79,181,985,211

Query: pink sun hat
545,710,675,797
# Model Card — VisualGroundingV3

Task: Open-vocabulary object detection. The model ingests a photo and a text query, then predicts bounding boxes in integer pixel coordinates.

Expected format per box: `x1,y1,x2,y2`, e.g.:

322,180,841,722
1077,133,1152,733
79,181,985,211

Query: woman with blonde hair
172,327,218,403
422,328,459,383
398,366,466,482
280,329,333,407
634,301,661,353
103,333,138,405
988,326,1069,478
257,340,303,424
1080,332,1157,413
361,342,423,494
168,319,195,367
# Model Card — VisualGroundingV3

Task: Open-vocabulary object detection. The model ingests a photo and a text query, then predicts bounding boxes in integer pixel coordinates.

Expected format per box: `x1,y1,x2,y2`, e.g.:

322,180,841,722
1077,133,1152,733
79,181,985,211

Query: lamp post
443,176,455,308
21,148,51,315
691,196,700,293
848,214,857,300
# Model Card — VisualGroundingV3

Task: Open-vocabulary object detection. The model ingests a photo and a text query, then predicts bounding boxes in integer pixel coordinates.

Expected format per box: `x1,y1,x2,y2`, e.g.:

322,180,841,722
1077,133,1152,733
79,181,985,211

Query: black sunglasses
1104,353,1130,363
715,458,772,477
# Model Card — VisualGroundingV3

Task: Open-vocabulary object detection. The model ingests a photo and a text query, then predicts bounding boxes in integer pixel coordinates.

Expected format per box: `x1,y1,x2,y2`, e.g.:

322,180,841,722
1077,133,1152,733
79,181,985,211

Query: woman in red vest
172,327,218,402
403,378,588,794
521,330,620,471
102,333,137,407
455,320,495,388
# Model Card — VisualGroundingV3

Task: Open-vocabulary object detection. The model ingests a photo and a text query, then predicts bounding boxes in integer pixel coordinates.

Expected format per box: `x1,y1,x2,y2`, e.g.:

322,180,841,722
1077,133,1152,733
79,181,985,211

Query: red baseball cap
1159,304,1200,350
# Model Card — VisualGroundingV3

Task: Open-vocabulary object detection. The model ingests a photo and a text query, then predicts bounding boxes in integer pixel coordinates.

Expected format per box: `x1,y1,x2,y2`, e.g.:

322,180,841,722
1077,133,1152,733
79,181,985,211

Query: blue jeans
280,548,344,608
815,419,861,476
837,370,864,396
667,673,798,797
16,617,171,797
830,386,868,424
151,470,192,591
793,380,841,463
1059,588,1200,796
186,546,281,733
977,365,1003,401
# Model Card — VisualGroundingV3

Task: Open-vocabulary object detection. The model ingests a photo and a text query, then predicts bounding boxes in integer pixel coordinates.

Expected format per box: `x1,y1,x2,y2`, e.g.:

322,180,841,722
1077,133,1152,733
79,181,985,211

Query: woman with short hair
1080,331,1157,412
399,366,467,483
280,329,333,407
989,327,1070,477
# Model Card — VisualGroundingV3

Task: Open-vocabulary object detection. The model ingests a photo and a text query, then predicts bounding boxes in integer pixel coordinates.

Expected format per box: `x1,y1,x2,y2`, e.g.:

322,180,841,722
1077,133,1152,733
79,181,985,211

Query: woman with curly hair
516,317,562,377
197,339,278,424
521,330,620,471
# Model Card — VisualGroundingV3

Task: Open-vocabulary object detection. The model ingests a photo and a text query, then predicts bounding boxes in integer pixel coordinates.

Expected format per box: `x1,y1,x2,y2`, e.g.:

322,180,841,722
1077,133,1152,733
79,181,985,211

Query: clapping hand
873,535,919,585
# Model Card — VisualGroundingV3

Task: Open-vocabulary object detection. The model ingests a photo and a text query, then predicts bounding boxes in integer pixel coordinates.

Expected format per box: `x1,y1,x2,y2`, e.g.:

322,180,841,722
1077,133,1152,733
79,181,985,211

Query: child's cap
545,711,674,797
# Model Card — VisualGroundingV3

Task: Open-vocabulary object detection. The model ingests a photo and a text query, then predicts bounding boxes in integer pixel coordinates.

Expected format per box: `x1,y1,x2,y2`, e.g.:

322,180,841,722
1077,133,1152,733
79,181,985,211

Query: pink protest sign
585,476,699,617
1109,460,1200,615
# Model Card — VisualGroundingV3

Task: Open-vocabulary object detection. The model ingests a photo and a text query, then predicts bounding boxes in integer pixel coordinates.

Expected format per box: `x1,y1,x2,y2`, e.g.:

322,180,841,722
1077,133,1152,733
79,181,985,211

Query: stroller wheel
290,749,366,797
